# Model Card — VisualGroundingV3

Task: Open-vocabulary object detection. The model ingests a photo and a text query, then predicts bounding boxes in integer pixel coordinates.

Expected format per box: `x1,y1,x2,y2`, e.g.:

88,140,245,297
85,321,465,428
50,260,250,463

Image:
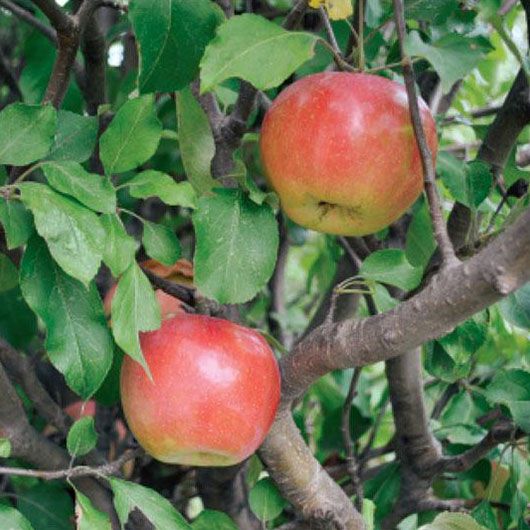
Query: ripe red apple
120,313,281,466
259,72,438,236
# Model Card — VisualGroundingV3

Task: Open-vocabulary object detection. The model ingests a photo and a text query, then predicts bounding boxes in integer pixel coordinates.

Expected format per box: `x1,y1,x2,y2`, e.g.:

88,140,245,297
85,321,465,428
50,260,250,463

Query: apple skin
259,72,438,236
120,313,281,466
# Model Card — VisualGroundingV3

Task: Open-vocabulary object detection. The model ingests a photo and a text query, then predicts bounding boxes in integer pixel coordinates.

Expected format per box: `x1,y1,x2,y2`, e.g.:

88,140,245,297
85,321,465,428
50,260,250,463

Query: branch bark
0,359,119,528
261,205,530,528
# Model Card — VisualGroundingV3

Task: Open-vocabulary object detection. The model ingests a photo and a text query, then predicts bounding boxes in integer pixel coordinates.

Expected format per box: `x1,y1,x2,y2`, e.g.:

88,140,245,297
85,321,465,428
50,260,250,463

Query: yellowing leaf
309,0,353,20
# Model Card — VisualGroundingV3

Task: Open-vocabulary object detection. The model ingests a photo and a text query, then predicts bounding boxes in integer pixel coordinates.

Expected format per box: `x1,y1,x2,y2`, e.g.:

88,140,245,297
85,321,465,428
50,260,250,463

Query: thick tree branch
261,206,530,528
382,349,442,528
392,0,457,265
279,206,530,403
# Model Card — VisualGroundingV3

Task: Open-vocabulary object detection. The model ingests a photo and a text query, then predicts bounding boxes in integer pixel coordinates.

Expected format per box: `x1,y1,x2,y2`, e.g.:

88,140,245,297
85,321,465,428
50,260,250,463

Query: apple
259,72,438,236
120,313,281,466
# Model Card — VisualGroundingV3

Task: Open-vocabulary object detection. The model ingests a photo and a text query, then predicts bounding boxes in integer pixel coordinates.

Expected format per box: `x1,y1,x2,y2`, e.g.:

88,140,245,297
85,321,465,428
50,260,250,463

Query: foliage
0,0,528,528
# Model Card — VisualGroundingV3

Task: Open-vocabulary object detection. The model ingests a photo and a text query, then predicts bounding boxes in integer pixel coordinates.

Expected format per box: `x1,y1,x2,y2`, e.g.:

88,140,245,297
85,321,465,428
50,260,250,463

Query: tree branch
0,338,71,435
261,205,530,528
0,358,119,527
381,349,442,528
0,0,56,42
0,448,141,480
441,421,522,473
392,0,457,266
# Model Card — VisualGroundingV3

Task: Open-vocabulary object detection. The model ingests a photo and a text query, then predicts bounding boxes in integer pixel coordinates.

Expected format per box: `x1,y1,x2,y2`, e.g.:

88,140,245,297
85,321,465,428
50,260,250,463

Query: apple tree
0,0,529,529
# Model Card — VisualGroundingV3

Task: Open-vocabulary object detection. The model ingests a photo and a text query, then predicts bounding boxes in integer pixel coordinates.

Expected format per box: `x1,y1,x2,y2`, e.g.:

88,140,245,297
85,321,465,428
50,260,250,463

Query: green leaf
486,370,530,432
18,482,74,530
129,0,223,93
99,95,162,175
201,14,318,92
404,32,491,92
126,170,197,208
42,161,116,213
111,262,160,373
109,477,191,530
191,510,237,530
0,103,57,165
48,110,98,163
486,370,530,403
67,416,98,457
20,237,113,398
0,438,11,458
0,505,35,530
499,283,530,329
405,0,458,24
142,221,181,266
419,512,488,530
471,501,499,530
437,313,488,364
424,341,472,383
0,254,18,292
19,183,105,285
359,249,423,291
362,498,375,530
0,287,37,348
0,198,34,250
100,214,138,277
249,477,286,522
438,155,492,208
193,189,279,303
406,198,435,268
175,88,217,195
75,489,112,530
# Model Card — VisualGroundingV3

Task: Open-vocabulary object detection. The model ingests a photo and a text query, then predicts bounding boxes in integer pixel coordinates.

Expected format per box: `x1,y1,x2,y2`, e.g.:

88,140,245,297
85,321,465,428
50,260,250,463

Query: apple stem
392,0,459,267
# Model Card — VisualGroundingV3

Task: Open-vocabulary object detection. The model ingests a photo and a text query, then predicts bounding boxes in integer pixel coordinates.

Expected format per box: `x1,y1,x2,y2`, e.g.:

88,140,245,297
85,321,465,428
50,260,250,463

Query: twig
359,397,390,464
392,0,458,266
357,0,365,70
0,448,142,480
0,338,71,436
338,237,363,268
0,0,56,42
319,6,341,55
441,421,523,473
318,38,357,72
32,0,73,33
283,0,307,29
140,265,196,308
442,105,502,124
341,368,363,511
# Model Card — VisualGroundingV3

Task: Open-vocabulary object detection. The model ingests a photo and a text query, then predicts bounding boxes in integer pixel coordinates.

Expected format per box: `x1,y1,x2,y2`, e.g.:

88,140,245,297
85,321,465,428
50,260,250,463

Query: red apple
259,72,437,236
120,313,281,466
